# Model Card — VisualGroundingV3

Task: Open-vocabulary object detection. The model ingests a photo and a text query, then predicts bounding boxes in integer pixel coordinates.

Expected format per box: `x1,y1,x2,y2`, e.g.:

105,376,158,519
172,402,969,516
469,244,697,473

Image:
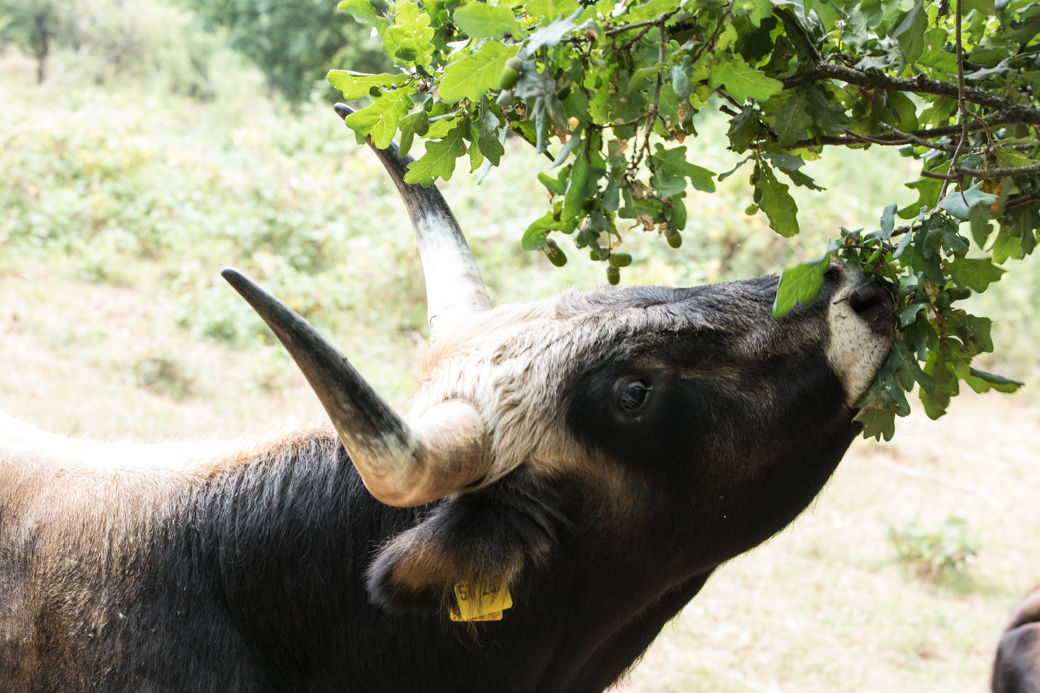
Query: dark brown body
994,587,1040,693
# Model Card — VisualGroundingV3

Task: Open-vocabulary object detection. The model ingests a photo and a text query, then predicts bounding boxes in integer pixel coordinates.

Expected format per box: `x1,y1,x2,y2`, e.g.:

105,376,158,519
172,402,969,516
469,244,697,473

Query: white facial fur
826,268,893,407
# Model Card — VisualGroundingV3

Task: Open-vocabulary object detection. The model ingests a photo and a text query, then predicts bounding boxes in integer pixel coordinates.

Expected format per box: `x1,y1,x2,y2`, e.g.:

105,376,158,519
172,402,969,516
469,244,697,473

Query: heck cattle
994,585,1040,693
0,103,895,692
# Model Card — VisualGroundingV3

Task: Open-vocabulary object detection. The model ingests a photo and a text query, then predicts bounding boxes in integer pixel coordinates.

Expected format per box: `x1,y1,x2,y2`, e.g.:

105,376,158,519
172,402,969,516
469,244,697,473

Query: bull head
224,103,894,611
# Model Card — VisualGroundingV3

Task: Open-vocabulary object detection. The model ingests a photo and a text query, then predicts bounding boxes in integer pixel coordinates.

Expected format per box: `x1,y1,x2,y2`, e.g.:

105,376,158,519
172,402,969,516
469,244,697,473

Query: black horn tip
220,266,251,293
220,267,272,311
334,103,355,120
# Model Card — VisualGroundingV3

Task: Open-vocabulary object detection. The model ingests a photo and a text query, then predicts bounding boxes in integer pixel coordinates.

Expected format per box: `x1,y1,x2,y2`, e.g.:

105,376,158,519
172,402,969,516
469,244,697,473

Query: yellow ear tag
450,580,513,622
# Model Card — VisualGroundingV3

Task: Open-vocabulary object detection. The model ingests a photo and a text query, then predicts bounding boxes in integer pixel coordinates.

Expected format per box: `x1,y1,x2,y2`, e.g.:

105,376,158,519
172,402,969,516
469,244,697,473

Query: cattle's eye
616,379,652,415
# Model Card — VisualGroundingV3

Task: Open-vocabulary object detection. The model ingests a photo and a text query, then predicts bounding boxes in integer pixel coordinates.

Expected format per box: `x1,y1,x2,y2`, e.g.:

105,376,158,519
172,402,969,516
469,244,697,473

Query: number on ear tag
450,580,512,622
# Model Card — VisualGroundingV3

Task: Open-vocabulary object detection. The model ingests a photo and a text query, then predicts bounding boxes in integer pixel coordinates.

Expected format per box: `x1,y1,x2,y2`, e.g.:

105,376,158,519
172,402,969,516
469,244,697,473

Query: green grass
2,44,1040,693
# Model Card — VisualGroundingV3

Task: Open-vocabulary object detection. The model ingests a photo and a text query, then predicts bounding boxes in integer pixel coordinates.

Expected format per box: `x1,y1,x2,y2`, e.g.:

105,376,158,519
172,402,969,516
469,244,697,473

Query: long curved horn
334,102,492,344
222,268,488,507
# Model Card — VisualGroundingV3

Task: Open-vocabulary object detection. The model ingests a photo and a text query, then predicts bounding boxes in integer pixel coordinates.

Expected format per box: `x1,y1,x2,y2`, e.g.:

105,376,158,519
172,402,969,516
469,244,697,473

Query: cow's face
227,105,895,614
375,265,892,602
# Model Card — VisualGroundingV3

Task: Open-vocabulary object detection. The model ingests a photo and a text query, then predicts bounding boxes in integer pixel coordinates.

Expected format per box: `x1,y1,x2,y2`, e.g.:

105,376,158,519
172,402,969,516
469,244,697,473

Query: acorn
499,57,524,90
665,228,682,248
544,238,568,267
606,265,621,285
609,252,632,268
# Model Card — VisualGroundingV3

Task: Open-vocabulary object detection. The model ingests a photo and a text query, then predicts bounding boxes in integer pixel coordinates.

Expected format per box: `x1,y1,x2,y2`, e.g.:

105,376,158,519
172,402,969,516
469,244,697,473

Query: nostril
851,291,887,316
848,283,894,327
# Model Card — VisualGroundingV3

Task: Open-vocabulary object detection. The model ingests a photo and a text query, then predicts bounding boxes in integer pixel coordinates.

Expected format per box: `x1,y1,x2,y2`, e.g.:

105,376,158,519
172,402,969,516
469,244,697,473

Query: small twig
781,65,1040,120
716,89,743,111
921,170,962,181
773,110,1026,150
940,0,970,200
689,0,737,65
877,122,957,153
630,22,668,173
957,162,1040,178
1006,192,1040,211
604,12,678,36
843,128,903,147
619,24,656,51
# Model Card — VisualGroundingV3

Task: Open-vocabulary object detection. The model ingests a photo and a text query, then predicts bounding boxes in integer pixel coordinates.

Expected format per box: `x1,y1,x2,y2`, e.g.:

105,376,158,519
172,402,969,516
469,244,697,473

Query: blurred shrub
179,0,392,105
0,0,225,96
887,516,980,587
134,352,195,399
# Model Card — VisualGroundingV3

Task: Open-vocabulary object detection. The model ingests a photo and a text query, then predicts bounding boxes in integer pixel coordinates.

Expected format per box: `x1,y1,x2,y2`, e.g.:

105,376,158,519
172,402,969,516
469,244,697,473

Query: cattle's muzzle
846,281,895,338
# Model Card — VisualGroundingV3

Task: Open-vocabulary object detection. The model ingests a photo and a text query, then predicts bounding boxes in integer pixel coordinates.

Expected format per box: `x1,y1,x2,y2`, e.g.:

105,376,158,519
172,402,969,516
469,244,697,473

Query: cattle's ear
366,471,567,614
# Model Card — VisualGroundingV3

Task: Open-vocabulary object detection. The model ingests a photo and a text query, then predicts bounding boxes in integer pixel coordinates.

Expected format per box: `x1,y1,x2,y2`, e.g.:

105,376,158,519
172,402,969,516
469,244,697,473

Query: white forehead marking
826,272,891,407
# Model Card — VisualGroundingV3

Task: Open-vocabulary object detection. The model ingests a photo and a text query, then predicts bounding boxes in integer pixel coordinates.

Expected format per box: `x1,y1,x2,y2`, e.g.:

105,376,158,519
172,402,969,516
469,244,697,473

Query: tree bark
33,12,49,84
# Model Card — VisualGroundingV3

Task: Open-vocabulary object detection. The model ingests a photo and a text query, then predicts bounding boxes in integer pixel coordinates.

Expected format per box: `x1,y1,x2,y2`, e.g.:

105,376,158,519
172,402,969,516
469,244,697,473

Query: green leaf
937,183,999,221
708,57,784,103
337,0,390,34
970,204,994,248
439,41,519,104
398,109,429,158
452,4,524,39
563,148,590,221
775,91,814,146
880,203,897,239
755,163,800,238
893,0,927,64
994,148,1037,169
524,0,580,23
342,85,417,149
522,213,553,250
773,254,829,317
327,71,411,100
383,3,435,68
920,341,956,420
538,167,570,195
891,338,937,394
991,227,1023,264
404,119,470,186
963,0,995,15
526,8,582,53
948,257,1005,292
855,406,897,442
476,100,504,167
898,302,926,327
963,368,1023,394
651,144,717,194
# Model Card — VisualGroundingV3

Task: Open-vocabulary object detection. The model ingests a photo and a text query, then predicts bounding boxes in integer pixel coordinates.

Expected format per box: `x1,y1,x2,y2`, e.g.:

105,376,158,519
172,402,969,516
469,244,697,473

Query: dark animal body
994,586,1040,693
0,104,895,692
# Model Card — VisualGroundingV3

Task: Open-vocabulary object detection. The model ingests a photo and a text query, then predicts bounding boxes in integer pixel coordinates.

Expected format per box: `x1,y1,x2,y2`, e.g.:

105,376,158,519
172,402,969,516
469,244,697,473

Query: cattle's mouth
847,282,894,337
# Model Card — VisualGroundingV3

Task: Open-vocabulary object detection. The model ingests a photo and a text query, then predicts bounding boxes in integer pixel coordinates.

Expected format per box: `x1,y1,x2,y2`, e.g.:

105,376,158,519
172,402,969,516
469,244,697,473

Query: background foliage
330,0,1040,438
179,0,393,104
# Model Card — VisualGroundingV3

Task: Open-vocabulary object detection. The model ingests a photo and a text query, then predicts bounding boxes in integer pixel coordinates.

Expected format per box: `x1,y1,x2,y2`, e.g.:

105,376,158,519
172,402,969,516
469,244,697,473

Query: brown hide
994,586,1040,693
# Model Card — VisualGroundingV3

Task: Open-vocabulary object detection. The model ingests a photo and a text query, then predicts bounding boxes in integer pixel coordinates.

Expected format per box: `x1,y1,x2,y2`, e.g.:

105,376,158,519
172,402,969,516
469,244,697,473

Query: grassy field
2,48,1040,692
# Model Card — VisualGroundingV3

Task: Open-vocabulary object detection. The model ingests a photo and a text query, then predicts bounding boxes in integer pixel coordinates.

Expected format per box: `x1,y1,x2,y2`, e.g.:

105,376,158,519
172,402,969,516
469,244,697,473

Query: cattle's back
0,414,339,690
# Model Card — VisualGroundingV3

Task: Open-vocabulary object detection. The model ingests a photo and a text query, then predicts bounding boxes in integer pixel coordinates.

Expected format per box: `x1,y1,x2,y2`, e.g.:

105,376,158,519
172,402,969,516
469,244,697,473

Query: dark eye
617,379,652,414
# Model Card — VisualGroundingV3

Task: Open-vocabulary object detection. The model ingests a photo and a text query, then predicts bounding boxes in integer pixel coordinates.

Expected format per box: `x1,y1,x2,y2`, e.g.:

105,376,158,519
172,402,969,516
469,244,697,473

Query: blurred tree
0,0,79,82
180,0,392,104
